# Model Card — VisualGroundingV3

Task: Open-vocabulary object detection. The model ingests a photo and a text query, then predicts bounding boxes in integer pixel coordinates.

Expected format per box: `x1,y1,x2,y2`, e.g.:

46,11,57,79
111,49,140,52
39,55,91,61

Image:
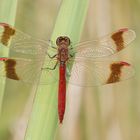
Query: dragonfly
0,23,136,123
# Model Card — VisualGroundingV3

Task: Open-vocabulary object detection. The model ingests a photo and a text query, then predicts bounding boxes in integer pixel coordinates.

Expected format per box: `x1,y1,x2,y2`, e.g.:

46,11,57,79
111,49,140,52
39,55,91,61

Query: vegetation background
0,0,139,140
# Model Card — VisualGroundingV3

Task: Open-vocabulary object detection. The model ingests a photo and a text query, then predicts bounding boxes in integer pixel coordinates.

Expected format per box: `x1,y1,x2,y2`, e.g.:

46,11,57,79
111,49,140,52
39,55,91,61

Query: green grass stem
0,0,18,114
25,0,89,140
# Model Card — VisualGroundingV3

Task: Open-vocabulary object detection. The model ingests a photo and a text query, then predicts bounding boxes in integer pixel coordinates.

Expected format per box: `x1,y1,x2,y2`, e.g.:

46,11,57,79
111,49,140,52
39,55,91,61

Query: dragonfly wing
71,28,136,58
100,28,136,51
66,58,134,87
0,56,58,85
0,23,58,85
73,41,115,58
0,23,50,56
0,57,43,84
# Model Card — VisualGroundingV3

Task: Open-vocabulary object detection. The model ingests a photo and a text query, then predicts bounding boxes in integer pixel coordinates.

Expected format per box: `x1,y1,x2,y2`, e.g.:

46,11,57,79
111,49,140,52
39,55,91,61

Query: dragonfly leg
70,54,74,57
69,51,76,58
69,44,73,50
42,61,58,70
47,53,57,59
49,40,57,49
51,46,57,49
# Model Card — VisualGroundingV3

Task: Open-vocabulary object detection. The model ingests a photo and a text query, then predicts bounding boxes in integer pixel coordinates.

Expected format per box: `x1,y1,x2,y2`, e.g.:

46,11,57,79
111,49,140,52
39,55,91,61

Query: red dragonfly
0,23,135,123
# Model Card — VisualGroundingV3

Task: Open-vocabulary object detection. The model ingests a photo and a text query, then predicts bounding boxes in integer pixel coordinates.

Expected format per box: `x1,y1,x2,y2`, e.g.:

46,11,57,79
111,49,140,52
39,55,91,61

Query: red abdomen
58,63,66,123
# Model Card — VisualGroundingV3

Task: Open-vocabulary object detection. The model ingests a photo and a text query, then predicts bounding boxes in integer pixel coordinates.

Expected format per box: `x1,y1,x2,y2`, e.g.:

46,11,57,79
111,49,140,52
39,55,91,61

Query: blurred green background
0,0,140,140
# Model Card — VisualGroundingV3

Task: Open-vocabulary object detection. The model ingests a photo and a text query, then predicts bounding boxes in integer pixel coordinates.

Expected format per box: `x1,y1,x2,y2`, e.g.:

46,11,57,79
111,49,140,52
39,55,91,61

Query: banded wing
66,58,134,86
0,56,58,84
68,28,135,86
0,57,42,84
30,58,134,86
72,28,136,58
0,23,58,84
0,23,49,57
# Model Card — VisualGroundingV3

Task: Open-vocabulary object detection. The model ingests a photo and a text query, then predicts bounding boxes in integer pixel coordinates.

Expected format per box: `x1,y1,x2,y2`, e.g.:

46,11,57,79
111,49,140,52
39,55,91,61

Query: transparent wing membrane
0,57,134,86
0,23,50,57
0,23,58,85
71,28,136,58
0,58,42,83
74,42,115,58
0,56,58,85
66,58,134,86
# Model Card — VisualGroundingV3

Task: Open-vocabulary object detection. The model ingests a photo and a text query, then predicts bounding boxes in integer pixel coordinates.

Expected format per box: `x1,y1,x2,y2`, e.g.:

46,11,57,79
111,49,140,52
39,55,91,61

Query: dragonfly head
56,36,70,47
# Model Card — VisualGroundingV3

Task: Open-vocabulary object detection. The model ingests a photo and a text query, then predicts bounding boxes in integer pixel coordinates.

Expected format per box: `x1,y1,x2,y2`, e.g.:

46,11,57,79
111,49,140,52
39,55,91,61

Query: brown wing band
4,59,19,80
111,30,124,51
1,24,15,46
106,62,123,84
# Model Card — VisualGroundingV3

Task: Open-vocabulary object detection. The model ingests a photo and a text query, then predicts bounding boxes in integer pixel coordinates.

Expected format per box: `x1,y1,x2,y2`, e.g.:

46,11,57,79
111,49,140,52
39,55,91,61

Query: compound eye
58,37,63,41
56,37,63,45
64,37,70,43
64,37,68,41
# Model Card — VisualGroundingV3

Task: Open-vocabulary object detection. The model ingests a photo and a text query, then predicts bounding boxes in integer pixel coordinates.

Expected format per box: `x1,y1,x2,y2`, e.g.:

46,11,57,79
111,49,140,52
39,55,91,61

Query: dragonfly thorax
58,47,69,62
56,36,70,62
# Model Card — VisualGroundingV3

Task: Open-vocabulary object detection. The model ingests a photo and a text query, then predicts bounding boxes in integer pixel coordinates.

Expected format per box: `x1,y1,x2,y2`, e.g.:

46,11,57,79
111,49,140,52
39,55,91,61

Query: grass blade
0,0,17,114
25,0,89,140
0,1,17,140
